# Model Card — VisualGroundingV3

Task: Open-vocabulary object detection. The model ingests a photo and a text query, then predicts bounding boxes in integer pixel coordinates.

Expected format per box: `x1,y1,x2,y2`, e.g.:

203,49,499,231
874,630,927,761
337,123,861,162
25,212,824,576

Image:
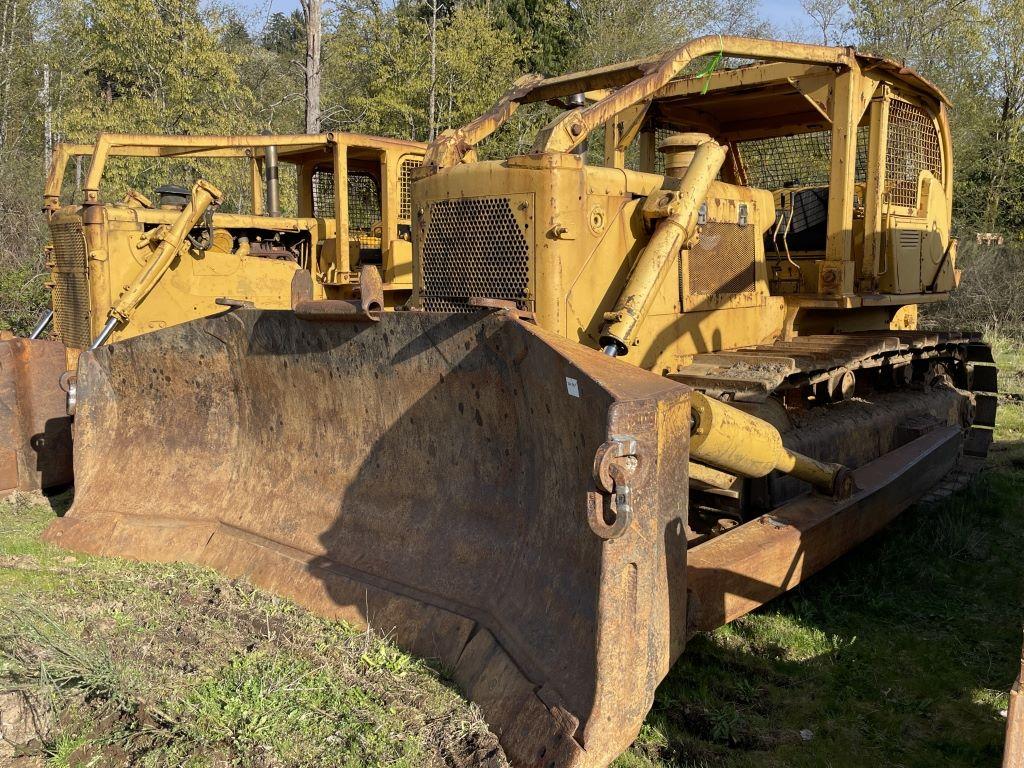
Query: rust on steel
46,309,691,768
1006,641,1024,768
0,337,73,494
686,424,961,633
424,73,545,168
45,37,990,768
425,36,946,168
294,265,384,321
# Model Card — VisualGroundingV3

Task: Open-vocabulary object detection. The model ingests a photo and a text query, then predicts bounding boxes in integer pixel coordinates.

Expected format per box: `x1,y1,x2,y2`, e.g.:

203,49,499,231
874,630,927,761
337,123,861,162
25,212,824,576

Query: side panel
0,338,73,493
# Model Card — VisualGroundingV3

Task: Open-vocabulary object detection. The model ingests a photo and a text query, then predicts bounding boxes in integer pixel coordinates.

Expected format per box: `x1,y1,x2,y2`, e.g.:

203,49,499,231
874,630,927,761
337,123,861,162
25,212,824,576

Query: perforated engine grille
688,219,756,296
420,197,530,312
49,217,92,349
886,99,942,210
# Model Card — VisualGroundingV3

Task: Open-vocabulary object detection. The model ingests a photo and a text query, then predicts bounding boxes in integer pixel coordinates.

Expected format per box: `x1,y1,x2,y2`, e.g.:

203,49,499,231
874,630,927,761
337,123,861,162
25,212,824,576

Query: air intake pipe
600,137,726,356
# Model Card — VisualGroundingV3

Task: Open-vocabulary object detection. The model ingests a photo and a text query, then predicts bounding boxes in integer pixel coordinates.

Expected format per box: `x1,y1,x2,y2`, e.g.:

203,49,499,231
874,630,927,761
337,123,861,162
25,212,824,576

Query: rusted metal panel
46,309,691,768
0,338,73,494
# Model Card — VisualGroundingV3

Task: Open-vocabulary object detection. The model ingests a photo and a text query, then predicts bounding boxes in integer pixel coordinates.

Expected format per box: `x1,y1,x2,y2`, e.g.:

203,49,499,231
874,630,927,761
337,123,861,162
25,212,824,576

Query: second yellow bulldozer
47,38,996,767
1,131,424,495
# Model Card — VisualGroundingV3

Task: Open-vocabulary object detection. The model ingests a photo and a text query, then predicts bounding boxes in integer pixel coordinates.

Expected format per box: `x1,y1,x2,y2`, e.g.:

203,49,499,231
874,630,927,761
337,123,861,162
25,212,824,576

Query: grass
0,494,503,767
1,341,1022,767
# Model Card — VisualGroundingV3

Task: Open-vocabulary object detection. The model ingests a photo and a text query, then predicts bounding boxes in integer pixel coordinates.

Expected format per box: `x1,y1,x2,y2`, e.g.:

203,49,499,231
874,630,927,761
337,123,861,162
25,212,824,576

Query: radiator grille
49,217,92,349
886,99,942,210
420,197,530,311
687,219,756,296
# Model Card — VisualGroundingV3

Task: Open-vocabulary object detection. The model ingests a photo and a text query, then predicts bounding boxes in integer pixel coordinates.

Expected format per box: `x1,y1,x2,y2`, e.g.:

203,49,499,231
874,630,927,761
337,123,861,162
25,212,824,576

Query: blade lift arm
90,179,223,349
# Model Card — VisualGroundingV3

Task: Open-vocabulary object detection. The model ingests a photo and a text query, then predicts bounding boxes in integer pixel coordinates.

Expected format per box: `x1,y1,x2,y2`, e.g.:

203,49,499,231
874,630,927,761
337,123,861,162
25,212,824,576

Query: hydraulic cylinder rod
600,139,727,356
689,391,854,498
90,179,222,349
29,310,53,339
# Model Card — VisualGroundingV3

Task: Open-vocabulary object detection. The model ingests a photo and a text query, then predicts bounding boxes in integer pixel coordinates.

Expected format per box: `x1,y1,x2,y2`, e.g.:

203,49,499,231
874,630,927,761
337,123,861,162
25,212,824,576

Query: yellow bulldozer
0,131,424,495
46,38,997,767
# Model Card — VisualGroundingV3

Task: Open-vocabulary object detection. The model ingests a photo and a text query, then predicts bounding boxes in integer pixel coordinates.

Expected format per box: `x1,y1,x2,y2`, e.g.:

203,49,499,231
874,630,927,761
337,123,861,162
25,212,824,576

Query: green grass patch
0,494,503,767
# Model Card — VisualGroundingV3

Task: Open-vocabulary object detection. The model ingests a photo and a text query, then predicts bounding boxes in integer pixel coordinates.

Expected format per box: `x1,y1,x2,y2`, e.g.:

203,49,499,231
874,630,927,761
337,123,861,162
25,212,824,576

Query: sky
758,0,806,29
238,0,811,39
757,0,821,40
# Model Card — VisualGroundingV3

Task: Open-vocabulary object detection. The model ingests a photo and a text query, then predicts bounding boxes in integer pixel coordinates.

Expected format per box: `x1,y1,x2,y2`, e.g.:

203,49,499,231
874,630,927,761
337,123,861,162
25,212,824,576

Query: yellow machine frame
42,38,997,768
43,132,425,351
416,37,956,373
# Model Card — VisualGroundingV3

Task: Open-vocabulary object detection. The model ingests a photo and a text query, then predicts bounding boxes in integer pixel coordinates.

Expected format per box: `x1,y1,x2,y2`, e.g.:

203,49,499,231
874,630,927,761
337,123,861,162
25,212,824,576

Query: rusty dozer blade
45,308,692,768
0,337,73,494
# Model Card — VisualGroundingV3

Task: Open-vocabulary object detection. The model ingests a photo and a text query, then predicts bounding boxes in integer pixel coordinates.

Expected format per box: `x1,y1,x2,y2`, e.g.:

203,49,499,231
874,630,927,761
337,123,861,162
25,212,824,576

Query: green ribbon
698,36,725,95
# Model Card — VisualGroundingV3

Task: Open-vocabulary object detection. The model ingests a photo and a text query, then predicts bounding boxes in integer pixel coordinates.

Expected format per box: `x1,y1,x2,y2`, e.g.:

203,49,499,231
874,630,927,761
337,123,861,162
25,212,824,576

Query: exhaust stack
264,143,281,217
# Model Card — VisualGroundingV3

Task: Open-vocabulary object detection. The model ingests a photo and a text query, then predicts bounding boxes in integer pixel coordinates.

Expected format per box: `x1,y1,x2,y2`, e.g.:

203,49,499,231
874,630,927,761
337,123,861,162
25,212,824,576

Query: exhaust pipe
264,143,281,217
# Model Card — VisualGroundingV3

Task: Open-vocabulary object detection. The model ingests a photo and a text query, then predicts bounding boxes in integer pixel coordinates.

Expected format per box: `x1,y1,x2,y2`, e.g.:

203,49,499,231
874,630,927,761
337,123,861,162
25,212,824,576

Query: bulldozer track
673,330,999,503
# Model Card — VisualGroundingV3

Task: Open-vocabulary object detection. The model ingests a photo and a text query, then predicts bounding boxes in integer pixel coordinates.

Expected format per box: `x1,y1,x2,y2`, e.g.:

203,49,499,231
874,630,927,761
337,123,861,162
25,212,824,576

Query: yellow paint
44,133,425,350
415,39,955,366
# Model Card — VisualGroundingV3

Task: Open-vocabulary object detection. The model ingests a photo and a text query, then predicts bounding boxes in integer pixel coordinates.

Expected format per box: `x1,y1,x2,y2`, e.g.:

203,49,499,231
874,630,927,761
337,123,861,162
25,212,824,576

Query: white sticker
565,377,580,397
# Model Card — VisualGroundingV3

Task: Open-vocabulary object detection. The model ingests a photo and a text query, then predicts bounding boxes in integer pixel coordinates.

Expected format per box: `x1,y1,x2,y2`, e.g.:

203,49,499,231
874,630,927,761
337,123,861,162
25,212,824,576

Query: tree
493,0,578,74
569,0,765,69
300,0,323,133
848,0,1013,233
973,0,1024,232
261,10,304,54
799,0,851,45
320,0,520,141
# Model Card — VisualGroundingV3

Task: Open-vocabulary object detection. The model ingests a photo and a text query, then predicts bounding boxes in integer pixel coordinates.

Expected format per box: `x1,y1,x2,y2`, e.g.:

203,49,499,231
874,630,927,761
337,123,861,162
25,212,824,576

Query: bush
0,153,50,336
920,239,1024,338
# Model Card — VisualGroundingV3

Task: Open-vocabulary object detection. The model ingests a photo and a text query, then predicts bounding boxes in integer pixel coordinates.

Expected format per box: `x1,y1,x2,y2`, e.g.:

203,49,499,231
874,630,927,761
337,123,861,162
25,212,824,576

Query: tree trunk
0,0,21,148
428,0,437,140
42,63,51,172
302,0,322,134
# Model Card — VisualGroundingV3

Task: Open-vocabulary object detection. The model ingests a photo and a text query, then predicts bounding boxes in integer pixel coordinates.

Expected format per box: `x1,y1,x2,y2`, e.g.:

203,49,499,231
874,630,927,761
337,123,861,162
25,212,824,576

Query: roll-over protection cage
423,36,952,293
44,133,425,279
